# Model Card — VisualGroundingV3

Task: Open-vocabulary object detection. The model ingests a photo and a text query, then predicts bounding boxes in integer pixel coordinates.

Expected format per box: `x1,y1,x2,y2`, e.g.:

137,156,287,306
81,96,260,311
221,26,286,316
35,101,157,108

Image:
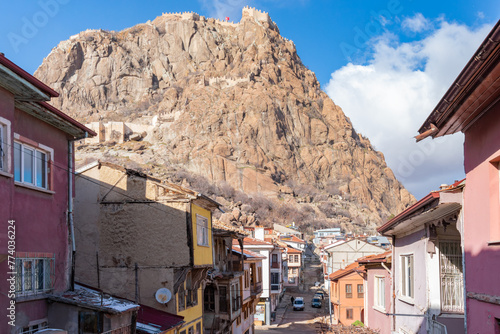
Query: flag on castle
225,17,230,21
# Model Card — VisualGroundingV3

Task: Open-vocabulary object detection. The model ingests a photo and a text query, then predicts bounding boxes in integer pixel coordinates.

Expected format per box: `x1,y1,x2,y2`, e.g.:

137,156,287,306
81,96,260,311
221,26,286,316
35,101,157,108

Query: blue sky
1,0,498,199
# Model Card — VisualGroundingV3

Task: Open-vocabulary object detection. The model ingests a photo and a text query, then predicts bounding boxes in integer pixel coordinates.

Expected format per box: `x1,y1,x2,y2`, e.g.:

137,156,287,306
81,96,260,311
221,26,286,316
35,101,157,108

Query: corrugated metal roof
136,304,184,333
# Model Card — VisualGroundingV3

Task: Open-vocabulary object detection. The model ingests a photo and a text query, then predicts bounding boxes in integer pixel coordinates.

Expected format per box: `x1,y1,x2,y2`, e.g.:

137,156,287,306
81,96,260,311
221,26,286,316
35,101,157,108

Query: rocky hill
35,7,414,233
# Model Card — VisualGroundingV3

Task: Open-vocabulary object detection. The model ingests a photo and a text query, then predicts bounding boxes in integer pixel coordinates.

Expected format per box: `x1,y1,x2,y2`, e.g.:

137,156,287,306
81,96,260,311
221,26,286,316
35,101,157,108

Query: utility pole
328,280,333,325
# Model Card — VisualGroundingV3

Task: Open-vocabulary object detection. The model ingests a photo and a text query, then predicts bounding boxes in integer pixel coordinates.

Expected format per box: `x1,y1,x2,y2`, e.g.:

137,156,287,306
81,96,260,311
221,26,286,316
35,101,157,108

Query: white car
293,297,305,311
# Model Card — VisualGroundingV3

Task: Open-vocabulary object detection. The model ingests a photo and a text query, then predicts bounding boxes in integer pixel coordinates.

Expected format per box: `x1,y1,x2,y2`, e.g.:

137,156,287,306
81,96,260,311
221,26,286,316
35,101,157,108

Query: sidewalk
255,293,292,330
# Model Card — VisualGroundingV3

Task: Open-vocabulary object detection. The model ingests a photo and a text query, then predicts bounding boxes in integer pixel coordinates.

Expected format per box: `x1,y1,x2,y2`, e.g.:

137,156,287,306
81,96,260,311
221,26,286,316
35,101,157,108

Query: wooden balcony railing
251,282,263,295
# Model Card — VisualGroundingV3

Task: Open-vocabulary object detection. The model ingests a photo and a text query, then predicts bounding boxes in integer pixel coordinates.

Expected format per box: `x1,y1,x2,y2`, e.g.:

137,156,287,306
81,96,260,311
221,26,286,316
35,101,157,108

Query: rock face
35,7,414,226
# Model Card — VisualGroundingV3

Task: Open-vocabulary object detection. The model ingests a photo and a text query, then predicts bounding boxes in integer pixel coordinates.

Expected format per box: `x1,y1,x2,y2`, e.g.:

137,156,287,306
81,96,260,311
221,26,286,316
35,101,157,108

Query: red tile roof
357,251,392,264
238,237,273,246
329,262,366,281
232,246,266,259
137,304,184,332
286,246,302,254
280,235,305,243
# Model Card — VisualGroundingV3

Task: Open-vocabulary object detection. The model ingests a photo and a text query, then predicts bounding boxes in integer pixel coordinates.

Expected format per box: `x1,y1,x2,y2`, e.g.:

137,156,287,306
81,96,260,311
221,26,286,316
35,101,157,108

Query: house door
361,308,364,324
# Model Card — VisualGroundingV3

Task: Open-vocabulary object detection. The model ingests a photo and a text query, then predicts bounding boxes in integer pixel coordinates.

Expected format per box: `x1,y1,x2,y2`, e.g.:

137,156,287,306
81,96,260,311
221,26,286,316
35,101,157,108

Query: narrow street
256,244,329,333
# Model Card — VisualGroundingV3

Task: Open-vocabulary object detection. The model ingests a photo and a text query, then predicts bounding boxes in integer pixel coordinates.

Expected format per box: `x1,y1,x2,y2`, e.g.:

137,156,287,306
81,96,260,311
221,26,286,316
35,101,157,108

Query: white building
242,228,285,326
313,227,342,245
323,239,386,288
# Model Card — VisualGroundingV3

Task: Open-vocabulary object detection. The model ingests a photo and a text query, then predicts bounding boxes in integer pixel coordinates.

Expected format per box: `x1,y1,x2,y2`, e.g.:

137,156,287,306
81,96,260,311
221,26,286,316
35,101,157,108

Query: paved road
256,243,329,333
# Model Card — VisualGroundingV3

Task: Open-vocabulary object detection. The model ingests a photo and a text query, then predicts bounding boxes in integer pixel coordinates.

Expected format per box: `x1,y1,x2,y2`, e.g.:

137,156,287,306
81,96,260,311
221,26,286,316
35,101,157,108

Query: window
257,267,262,282
188,327,193,334
196,322,201,334
196,215,209,247
271,272,280,291
0,124,4,171
346,308,353,319
219,286,228,313
374,276,385,309
439,241,464,313
14,141,49,189
245,270,249,288
15,257,54,295
357,284,364,298
185,272,198,307
0,118,11,173
79,311,102,334
232,281,241,312
401,254,414,299
294,255,299,262
289,254,293,262
204,285,215,312
272,253,278,263
345,284,352,298
20,320,48,334
178,286,186,311
250,265,255,285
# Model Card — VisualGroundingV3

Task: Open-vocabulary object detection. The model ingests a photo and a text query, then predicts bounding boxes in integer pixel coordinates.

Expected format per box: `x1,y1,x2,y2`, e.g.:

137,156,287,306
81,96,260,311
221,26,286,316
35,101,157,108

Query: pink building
0,54,95,333
357,251,392,334
416,21,500,333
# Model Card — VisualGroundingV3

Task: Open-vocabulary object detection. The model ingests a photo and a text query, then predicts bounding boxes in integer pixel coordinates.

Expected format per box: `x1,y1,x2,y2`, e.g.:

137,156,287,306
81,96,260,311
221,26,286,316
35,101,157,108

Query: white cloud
325,18,493,198
402,13,431,33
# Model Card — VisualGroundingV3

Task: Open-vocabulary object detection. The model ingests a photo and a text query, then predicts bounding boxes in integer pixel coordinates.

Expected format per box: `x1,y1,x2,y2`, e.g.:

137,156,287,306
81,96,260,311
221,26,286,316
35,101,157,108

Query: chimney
255,227,265,241
439,184,449,190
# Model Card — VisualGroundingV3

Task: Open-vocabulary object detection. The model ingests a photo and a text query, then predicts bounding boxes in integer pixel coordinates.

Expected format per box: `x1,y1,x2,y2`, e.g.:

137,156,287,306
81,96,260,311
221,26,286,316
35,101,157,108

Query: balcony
271,262,280,269
251,282,263,295
271,284,281,292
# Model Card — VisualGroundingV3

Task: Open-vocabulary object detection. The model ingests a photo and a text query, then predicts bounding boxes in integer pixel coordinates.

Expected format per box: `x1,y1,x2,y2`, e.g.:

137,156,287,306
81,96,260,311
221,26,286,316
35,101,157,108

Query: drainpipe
460,210,467,334
68,139,76,291
392,235,396,333
68,133,87,290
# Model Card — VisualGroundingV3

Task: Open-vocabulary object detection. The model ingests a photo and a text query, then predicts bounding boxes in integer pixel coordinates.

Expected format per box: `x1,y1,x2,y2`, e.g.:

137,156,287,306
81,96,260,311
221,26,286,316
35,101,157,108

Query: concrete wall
393,230,427,334
48,302,134,334
74,164,194,314
334,271,365,326
327,240,386,272
365,267,391,334
463,105,500,333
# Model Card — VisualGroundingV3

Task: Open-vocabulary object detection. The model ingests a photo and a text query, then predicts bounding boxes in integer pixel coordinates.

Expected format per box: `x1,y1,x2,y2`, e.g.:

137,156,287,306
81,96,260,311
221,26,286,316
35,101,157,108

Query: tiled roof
232,246,266,259
238,237,273,246
137,304,184,333
280,235,305,243
213,220,248,236
357,251,392,264
286,246,302,254
329,262,366,281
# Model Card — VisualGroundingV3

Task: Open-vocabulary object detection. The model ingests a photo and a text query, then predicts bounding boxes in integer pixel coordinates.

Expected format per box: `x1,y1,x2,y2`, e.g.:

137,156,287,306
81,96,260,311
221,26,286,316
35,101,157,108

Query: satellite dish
155,288,172,304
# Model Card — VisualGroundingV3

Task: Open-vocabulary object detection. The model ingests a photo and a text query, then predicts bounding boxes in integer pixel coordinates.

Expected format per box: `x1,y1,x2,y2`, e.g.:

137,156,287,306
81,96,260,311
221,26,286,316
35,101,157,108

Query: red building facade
0,54,94,333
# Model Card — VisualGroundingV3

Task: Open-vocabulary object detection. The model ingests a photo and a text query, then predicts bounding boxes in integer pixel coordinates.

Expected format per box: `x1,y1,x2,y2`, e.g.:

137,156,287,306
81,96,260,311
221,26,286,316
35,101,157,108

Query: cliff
35,7,414,231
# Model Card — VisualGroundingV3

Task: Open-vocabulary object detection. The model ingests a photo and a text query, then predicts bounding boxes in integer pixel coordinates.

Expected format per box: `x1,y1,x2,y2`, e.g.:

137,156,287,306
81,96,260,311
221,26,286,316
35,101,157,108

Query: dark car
311,297,322,308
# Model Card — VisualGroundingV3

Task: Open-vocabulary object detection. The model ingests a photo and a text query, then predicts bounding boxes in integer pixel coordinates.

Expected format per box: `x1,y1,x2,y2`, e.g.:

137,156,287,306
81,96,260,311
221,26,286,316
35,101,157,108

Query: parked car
293,297,305,311
314,291,325,300
311,297,322,308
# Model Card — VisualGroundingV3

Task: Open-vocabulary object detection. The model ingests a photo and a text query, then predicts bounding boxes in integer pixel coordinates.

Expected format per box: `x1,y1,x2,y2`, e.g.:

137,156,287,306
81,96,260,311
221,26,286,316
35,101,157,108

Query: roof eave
417,20,500,140
0,54,59,100
15,100,96,139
